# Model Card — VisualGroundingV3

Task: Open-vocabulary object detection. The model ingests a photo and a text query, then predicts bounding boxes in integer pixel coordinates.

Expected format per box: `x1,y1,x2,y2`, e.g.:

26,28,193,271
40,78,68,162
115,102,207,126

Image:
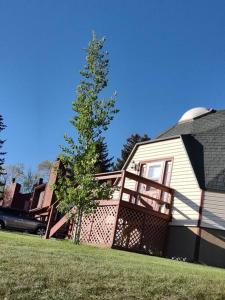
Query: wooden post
119,170,126,202
168,190,174,219
44,203,56,239
110,170,126,247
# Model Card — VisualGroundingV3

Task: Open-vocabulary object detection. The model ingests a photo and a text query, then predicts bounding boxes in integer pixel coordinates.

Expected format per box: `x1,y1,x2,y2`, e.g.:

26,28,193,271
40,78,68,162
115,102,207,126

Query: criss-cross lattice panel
113,207,144,250
80,205,118,246
113,205,169,255
79,213,94,242
140,214,168,256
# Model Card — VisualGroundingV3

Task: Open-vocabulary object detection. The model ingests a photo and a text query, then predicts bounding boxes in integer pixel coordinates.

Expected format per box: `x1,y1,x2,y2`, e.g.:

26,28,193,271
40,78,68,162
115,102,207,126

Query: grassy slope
0,232,225,300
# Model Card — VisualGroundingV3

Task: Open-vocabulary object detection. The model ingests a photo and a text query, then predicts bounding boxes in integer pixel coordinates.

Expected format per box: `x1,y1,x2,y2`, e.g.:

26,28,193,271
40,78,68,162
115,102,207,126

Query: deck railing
43,169,174,239
95,170,174,217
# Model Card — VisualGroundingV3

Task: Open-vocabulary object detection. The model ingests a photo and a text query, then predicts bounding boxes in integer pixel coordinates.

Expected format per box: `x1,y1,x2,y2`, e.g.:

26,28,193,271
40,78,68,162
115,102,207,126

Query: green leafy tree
0,115,6,196
54,32,118,243
114,134,150,170
95,140,113,173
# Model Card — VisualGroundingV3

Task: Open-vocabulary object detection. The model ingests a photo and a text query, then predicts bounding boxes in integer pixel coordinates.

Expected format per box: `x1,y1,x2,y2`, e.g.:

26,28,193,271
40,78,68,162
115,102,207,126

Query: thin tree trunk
73,208,83,244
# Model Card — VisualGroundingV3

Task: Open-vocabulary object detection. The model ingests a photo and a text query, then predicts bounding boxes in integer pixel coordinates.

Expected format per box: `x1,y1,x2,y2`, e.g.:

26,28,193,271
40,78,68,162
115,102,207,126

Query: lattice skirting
113,205,168,255
77,203,118,247
70,200,168,256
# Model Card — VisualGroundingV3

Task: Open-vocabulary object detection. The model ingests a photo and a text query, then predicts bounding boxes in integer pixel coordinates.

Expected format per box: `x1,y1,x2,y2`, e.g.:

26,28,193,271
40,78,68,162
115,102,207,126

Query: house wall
123,137,202,226
2,183,21,207
165,226,198,261
201,191,225,230
197,191,225,267
41,161,59,208
30,185,46,210
198,227,225,268
2,183,31,211
119,139,225,267
165,225,225,267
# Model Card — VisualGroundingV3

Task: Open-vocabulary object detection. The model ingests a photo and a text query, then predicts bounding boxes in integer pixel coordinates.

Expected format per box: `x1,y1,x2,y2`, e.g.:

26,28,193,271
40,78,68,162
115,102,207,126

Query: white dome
178,107,212,123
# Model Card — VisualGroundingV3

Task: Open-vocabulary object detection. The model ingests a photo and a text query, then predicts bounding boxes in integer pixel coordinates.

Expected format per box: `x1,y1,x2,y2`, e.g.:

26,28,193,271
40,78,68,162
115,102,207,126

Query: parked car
0,207,46,235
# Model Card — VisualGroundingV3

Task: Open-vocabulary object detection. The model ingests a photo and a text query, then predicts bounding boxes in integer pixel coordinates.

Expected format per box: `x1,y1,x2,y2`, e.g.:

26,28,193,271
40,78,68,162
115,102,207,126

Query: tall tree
4,163,25,185
37,160,52,182
54,32,118,243
0,115,6,195
95,140,113,173
22,169,39,193
114,134,150,170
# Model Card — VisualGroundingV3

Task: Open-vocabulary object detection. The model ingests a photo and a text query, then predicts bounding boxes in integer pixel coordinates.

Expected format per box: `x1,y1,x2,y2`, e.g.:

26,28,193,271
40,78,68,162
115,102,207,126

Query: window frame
135,157,173,205
145,160,166,184
138,157,173,183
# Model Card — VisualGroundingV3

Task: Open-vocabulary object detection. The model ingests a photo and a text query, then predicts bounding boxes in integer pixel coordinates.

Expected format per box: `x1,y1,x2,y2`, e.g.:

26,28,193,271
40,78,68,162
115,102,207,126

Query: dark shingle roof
157,110,225,192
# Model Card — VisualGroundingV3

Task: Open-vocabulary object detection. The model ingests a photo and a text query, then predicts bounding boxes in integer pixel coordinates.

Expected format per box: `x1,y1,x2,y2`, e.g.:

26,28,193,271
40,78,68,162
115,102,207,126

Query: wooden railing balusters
95,169,175,218
42,169,175,240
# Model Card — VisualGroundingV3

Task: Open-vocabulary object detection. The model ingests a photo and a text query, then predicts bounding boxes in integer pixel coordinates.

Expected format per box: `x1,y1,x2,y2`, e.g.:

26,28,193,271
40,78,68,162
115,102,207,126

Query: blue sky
1,0,225,170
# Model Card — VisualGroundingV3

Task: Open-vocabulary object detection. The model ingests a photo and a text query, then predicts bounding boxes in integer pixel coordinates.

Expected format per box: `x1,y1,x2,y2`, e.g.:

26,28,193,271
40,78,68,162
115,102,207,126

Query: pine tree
0,115,6,186
95,140,113,173
114,134,150,170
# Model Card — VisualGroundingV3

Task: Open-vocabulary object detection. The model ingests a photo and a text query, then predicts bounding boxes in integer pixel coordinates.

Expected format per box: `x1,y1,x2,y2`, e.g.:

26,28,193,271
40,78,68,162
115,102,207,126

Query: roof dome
178,107,212,123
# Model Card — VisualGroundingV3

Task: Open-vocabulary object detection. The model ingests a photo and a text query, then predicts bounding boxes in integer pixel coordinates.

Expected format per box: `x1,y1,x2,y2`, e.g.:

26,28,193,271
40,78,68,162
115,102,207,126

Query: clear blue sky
1,0,225,170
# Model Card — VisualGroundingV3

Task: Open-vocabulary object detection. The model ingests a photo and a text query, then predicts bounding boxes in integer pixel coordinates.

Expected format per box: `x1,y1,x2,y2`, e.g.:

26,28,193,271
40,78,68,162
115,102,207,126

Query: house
30,107,225,268
1,178,32,211
122,107,225,267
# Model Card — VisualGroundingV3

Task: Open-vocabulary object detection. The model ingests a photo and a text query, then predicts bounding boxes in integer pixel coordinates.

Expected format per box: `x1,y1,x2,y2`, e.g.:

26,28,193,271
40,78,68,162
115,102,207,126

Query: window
138,159,172,209
144,160,172,186
146,161,165,184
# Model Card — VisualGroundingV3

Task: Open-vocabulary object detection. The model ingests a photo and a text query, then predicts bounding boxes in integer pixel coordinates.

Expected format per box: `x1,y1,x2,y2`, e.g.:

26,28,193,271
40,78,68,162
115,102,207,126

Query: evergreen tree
114,134,150,170
54,32,118,243
95,140,113,173
0,115,6,189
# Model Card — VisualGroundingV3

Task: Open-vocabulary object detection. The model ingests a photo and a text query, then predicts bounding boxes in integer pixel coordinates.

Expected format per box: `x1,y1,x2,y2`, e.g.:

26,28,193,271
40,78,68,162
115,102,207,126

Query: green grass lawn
0,232,225,300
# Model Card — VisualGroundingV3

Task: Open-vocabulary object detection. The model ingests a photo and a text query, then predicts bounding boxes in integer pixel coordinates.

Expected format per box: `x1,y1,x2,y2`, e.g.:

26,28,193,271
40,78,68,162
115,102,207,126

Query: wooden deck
40,170,174,255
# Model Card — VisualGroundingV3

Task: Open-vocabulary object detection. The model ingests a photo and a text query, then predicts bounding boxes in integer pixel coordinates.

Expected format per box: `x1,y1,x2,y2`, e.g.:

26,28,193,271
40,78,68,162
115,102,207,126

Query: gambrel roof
157,109,225,192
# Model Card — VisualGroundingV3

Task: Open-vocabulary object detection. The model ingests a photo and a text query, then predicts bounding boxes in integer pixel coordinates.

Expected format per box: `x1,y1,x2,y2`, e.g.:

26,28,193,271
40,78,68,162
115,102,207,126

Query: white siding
123,137,202,226
202,191,225,230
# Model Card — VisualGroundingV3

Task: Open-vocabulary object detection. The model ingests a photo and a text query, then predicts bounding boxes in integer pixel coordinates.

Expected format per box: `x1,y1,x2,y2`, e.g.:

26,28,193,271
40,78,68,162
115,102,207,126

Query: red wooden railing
95,170,174,217
44,170,174,239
